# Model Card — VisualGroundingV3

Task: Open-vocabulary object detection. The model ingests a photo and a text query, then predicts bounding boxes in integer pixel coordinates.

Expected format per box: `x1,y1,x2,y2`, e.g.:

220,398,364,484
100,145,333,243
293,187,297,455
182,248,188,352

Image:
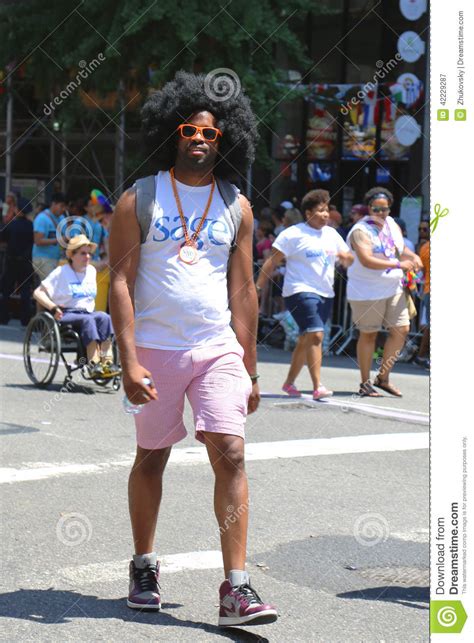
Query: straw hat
66,234,97,258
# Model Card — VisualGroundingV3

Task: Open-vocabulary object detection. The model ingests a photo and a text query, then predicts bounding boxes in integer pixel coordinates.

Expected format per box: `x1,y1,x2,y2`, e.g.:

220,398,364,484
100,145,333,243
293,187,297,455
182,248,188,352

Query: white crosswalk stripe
0,431,428,484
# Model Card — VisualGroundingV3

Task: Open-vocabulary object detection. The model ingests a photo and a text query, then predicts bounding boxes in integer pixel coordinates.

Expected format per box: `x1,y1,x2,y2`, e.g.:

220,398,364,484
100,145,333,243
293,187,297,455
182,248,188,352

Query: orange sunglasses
177,124,222,142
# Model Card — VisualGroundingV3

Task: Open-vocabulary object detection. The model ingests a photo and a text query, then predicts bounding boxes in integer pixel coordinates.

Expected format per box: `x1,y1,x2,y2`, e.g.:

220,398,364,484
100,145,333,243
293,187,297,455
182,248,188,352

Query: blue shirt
32,210,64,260
70,216,107,261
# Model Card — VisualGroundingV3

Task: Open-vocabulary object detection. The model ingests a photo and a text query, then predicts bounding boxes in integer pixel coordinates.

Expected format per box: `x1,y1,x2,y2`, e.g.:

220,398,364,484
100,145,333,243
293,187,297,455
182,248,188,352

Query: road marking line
263,392,429,425
391,529,429,543
60,550,223,585
0,432,428,484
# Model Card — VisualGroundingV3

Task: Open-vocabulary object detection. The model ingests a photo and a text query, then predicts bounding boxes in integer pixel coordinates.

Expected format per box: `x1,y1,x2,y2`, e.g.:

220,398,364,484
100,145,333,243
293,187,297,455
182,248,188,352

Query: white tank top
134,170,238,349
346,215,405,301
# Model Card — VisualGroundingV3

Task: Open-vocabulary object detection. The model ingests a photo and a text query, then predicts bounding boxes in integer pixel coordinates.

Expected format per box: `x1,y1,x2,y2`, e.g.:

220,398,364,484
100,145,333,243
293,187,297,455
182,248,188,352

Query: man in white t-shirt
256,189,353,399
109,72,277,627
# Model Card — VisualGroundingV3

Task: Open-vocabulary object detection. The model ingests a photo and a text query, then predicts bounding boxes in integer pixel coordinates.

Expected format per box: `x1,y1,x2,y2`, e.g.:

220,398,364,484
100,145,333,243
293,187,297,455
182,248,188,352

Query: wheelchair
23,311,121,391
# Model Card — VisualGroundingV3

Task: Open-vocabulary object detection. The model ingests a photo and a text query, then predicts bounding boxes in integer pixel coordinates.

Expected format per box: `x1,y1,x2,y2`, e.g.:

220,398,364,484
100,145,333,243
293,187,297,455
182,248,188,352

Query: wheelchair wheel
23,313,61,387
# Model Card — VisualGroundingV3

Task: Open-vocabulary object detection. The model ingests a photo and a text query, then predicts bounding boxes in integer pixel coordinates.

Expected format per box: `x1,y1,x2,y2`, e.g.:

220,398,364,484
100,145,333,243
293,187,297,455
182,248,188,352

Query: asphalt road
0,322,429,642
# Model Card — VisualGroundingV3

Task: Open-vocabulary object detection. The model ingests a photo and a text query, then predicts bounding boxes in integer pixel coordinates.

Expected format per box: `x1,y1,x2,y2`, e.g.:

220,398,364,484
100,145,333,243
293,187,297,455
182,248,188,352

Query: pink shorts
134,342,252,450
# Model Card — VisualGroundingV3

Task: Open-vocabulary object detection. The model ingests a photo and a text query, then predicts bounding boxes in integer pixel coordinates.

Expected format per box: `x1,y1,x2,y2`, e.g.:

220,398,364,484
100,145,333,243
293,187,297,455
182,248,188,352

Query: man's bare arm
34,231,56,246
227,195,259,412
108,188,157,403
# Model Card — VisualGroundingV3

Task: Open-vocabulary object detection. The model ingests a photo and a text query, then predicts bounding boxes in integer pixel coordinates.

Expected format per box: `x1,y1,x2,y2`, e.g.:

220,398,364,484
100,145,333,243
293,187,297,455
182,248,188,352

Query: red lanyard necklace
170,167,215,264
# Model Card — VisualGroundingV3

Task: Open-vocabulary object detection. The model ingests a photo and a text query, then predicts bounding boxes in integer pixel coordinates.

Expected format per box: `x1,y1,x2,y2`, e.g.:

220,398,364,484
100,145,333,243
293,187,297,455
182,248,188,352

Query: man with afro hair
109,71,277,627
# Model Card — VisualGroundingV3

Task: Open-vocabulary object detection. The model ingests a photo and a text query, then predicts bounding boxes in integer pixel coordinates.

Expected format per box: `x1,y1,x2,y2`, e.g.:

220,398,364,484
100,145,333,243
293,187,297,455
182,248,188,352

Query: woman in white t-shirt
33,234,120,379
256,190,353,400
347,187,422,397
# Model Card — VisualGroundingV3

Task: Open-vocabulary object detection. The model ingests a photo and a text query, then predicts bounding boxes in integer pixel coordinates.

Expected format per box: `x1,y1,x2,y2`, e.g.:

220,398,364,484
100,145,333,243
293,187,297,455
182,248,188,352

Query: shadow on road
337,584,429,609
2,383,108,395
0,588,268,641
0,423,40,435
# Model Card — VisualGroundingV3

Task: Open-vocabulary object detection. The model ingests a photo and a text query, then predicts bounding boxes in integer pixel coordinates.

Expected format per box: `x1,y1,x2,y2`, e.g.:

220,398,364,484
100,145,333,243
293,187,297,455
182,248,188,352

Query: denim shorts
284,292,333,334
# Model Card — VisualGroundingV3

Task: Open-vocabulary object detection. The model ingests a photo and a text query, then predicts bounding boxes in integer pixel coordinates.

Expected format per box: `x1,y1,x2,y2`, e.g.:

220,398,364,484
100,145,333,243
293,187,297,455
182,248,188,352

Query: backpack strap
215,177,242,252
134,175,156,244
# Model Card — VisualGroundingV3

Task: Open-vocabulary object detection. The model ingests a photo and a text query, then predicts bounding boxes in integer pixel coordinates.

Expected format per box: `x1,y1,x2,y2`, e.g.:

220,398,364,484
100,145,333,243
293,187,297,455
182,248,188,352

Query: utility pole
61,133,67,193
114,79,125,196
5,71,13,195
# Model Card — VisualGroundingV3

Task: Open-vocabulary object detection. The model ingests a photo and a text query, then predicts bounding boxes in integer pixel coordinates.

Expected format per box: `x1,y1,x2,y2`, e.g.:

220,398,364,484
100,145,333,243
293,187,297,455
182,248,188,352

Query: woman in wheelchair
32,234,121,380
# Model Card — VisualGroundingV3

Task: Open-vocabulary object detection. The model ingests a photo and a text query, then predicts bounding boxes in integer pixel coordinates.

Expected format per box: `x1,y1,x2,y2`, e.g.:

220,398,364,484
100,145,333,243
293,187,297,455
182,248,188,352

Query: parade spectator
0,192,21,277
0,206,34,325
272,210,285,236
280,199,294,211
393,217,415,252
69,191,111,312
70,192,109,267
347,187,422,397
417,219,430,253
328,206,346,238
282,208,303,228
255,220,274,261
32,193,67,281
33,234,120,379
256,189,353,399
1,192,20,225
258,206,274,223
415,239,430,369
346,204,368,231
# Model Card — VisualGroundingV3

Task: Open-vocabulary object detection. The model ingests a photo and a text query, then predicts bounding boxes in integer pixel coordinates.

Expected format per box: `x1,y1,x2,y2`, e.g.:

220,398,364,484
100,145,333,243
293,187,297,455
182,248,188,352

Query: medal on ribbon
170,167,215,265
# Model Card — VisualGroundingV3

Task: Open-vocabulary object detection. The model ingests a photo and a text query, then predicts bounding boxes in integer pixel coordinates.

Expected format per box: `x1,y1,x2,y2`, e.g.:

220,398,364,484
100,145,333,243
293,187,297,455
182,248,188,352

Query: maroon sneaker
218,579,278,626
127,560,161,610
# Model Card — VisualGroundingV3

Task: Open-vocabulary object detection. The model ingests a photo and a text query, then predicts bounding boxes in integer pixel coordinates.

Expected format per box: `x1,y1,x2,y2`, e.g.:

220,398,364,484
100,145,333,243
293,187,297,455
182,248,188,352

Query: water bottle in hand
123,377,152,415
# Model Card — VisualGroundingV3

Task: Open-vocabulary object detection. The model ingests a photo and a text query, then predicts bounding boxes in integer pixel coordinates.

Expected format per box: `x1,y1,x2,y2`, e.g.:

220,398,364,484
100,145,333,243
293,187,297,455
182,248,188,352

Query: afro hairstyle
141,71,259,181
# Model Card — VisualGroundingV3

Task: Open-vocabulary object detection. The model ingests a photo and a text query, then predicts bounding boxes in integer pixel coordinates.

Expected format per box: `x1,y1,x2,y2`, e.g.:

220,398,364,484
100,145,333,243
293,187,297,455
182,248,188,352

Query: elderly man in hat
33,234,120,379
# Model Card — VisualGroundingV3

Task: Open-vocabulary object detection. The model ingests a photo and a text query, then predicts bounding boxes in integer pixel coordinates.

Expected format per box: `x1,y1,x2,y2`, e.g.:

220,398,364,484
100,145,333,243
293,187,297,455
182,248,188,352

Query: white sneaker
313,385,333,400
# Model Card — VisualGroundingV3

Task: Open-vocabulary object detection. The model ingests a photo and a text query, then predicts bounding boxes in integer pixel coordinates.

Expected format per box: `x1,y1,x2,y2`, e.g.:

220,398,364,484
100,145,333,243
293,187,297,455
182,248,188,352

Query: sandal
373,375,402,397
358,381,383,398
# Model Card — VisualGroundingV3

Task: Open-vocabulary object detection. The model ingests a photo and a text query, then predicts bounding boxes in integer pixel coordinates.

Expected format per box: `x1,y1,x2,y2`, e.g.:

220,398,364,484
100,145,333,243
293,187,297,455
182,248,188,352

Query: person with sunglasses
347,187,422,397
108,71,277,627
417,220,430,253
33,234,121,379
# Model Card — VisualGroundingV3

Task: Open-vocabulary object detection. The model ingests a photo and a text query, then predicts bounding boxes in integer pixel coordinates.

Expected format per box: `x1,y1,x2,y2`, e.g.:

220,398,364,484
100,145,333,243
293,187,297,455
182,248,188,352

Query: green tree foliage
1,0,313,138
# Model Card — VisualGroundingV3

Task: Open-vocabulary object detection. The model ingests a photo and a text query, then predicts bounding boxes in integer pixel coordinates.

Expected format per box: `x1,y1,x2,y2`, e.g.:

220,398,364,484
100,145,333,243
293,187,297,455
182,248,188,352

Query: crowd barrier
257,265,426,356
